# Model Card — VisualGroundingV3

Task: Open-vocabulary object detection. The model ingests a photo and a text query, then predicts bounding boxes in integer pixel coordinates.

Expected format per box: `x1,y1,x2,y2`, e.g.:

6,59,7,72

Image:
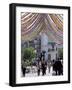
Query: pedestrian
22,65,26,77
57,60,63,75
41,59,46,76
52,59,55,71
48,62,51,73
21,61,26,77
53,61,58,75
53,58,63,75
45,61,47,75
37,61,41,76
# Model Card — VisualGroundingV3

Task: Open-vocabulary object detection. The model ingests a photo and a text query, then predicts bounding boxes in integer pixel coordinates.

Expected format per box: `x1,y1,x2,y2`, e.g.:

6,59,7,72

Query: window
51,43,55,51
48,54,51,61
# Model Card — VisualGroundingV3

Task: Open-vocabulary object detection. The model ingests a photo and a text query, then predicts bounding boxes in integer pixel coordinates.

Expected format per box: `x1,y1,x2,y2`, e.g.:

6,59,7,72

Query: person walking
41,59,46,76
48,62,51,73
53,58,63,75
57,60,63,75
37,61,41,76
21,61,26,77
21,64,26,77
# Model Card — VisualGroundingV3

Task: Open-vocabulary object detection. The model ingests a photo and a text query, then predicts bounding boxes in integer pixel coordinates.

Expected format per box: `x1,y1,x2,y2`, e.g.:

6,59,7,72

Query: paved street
21,67,55,77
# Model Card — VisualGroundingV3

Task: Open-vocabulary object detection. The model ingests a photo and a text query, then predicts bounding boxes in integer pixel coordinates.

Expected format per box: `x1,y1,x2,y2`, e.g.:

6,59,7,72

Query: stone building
21,33,61,62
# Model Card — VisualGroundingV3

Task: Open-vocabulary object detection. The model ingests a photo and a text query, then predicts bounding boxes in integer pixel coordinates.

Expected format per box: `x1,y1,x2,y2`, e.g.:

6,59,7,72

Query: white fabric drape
21,13,63,44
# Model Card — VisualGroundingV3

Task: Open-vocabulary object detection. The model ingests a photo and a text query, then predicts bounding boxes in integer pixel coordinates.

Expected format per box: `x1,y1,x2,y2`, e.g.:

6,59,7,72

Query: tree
22,47,36,66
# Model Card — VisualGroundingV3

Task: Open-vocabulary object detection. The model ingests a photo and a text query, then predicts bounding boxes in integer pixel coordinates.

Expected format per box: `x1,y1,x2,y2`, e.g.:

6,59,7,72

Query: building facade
21,33,61,62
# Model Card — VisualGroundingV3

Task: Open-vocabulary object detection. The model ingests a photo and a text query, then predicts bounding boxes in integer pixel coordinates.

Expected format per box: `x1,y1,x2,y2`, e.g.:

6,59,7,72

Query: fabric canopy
21,13,63,44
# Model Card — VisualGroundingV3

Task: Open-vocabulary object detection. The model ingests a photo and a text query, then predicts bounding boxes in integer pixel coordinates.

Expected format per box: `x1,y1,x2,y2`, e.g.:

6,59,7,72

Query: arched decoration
21,13,63,44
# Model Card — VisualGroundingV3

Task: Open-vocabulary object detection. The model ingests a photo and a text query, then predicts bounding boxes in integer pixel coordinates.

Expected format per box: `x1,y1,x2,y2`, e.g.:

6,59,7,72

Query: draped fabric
21,13,63,44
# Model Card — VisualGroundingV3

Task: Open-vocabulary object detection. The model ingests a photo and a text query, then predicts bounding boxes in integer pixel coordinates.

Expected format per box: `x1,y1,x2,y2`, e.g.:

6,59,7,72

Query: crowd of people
21,57,63,77
37,58,63,76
